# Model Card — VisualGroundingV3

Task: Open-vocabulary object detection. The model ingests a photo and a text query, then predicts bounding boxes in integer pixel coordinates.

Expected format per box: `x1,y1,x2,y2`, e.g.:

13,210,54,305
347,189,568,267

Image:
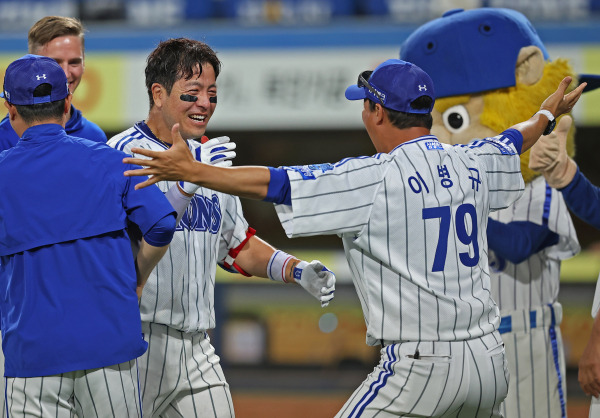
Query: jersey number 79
422,203,479,272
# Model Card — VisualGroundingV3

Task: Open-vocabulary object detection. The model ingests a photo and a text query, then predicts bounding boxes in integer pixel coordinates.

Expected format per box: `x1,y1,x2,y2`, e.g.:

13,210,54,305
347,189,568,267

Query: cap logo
418,84,428,92
36,74,47,81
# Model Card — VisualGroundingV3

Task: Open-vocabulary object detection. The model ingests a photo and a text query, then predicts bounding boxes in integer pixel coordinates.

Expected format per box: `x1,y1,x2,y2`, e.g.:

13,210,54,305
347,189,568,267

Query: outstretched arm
123,123,270,197
232,235,336,307
511,76,586,153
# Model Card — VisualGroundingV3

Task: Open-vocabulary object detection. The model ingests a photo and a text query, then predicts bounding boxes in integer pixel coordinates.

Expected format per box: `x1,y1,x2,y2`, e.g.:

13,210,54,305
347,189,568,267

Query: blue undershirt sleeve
143,212,176,247
487,218,559,264
264,167,291,205
560,168,600,230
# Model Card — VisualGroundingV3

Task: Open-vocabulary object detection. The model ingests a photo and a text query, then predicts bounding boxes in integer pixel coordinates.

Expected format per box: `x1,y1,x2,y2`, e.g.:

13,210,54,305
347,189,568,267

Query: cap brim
345,84,367,101
579,74,600,93
0,91,5,99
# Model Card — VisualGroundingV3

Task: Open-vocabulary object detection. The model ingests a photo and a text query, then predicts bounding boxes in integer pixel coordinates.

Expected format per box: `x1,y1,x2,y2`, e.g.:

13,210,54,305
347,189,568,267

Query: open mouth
189,114,206,122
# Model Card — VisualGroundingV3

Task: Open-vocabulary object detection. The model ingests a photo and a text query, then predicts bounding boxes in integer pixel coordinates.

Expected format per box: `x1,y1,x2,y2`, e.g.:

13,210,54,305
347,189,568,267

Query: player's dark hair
145,38,222,108
368,96,433,130
14,83,66,124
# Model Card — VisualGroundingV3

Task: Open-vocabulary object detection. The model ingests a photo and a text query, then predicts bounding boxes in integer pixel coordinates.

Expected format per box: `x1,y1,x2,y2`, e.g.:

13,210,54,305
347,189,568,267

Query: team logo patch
425,141,444,150
289,163,334,180
177,193,222,233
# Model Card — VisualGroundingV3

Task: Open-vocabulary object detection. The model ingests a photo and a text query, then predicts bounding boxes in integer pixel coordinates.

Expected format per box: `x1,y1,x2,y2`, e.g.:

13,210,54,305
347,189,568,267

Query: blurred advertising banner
1,0,599,28
0,45,599,130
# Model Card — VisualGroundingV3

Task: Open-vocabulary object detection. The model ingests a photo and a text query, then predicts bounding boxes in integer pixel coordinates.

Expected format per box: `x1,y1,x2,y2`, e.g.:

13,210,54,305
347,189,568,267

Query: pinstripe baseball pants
335,332,509,417
139,322,234,418
4,359,141,417
499,303,566,418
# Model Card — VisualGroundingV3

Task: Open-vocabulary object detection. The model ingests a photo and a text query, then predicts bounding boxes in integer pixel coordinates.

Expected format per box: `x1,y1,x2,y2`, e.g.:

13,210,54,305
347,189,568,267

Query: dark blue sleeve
264,167,291,205
560,168,600,229
487,218,559,264
143,213,176,246
122,163,177,235
500,128,523,155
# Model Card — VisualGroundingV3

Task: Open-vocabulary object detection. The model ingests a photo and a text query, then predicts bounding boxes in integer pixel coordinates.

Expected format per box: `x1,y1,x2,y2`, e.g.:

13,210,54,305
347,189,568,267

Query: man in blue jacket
0,54,175,417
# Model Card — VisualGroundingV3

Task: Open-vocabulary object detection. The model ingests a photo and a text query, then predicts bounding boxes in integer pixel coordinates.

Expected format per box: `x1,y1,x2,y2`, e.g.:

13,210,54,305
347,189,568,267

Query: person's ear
374,103,385,125
515,45,545,86
152,83,166,108
64,94,72,115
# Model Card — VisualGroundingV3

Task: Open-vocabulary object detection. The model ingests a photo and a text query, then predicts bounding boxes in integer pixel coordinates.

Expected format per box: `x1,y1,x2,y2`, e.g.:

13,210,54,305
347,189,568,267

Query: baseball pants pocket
335,343,458,418
458,338,509,418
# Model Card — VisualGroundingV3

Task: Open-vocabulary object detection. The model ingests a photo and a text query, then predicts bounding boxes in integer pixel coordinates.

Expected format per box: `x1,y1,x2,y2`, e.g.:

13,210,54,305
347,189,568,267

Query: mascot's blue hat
400,8,550,98
400,8,600,98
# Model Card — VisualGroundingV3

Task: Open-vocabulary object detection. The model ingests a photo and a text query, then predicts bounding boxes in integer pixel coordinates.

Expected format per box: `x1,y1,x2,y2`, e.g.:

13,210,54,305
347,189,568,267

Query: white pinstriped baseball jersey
108,123,249,332
275,131,524,345
489,175,580,311
487,176,579,418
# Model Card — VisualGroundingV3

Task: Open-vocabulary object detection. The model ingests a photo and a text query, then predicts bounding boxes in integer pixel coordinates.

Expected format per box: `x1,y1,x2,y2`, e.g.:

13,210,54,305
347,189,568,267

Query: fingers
170,123,187,147
133,176,160,190
320,289,335,307
310,260,326,271
123,166,156,177
128,147,161,160
557,76,573,95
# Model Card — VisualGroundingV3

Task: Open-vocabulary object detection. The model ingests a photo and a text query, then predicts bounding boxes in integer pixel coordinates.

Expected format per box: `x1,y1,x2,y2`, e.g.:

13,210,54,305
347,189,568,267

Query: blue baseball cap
400,8,549,98
345,59,435,114
1,54,69,105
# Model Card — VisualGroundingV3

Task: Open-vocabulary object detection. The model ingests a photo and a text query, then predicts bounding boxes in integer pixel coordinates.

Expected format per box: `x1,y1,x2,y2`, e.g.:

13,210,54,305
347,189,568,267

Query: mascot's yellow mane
480,58,577,183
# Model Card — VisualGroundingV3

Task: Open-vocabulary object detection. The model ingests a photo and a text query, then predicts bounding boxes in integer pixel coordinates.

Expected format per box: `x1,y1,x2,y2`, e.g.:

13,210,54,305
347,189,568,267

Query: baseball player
123,59,586,417
108,38,335,418
0,16,106,152
399,9,586,416
0,55,176,417
530,116,600,416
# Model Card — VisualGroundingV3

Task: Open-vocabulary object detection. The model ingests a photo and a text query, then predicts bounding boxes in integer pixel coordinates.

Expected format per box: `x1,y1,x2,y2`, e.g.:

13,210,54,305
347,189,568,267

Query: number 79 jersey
275,130,525,344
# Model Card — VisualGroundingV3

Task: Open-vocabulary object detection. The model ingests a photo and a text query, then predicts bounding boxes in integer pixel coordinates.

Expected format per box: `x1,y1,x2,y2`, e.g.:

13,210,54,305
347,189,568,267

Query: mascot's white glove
179,136,237,195
293,260,336,308
529,115,578,189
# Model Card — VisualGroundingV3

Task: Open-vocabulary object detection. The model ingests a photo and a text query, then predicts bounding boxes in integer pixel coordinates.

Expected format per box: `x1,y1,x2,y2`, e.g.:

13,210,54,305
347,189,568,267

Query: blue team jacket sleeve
560,168,600,230
143,213,176,246
122,163,177,235
487,218,559,264
264,167,291,205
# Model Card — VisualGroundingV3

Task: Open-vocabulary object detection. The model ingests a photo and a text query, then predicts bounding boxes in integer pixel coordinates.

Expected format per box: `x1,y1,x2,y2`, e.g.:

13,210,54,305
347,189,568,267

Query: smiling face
36,35,84,95
157,63,217,141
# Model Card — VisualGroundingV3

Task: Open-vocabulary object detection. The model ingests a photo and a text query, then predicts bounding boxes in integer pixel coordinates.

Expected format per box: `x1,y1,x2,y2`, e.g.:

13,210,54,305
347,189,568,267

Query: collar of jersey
135,120,172,149
21,123,66,142
390,134,440,154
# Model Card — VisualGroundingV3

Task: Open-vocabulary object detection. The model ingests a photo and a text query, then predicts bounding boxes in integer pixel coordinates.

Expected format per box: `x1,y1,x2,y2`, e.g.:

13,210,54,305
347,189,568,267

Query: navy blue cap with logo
1,54,70,105
345,59,435,114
